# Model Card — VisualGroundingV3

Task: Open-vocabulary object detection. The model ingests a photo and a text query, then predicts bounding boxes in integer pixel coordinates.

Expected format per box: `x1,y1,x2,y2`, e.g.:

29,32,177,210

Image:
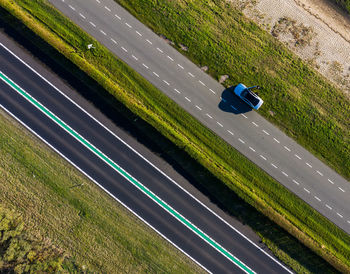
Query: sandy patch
231,0,350,96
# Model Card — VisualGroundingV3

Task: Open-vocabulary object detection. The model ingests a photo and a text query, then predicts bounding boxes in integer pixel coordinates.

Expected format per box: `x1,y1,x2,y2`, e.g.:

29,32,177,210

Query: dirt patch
230,0,350,97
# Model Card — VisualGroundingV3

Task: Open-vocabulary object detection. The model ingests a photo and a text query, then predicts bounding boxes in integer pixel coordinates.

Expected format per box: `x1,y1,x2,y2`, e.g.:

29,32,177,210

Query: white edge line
0,104,212,274
0,42,292,273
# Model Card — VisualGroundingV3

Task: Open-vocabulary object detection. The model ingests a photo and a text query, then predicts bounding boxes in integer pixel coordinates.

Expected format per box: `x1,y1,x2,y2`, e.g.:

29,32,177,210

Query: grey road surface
49,0,350,233
0,33,291,273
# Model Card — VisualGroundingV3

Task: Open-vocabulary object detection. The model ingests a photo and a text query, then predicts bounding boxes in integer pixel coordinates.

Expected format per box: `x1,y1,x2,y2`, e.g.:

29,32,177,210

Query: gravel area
232,0,350,96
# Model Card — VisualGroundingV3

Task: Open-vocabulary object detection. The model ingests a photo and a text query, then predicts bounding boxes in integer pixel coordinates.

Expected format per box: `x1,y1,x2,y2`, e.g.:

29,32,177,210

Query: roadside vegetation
0,0,349,272
0,108,201,273
331,0,350,13
0,206,71,273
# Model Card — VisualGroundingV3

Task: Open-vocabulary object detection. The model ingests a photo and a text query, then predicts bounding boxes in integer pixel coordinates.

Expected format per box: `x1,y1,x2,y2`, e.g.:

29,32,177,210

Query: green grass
1,0,349,272
0,110,202,273
331,0,350,13
116,0,350,182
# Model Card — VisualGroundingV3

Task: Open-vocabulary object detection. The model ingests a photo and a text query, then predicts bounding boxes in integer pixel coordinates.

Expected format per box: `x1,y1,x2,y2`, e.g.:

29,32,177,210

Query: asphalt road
48,0,350,234
0,34,291,273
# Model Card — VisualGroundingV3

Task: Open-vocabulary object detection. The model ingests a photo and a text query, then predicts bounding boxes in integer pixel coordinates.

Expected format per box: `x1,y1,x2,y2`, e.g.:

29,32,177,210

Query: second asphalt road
49,0,350,233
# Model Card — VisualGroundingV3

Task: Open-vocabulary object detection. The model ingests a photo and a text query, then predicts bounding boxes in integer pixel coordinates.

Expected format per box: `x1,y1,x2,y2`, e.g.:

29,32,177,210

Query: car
233,83,264,110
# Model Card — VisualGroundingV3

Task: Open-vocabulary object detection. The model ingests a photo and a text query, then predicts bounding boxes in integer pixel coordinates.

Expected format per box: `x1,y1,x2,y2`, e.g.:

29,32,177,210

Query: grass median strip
1,0,349,272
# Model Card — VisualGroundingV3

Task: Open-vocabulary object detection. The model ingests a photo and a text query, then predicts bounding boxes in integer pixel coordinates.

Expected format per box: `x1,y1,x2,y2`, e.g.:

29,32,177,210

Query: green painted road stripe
0,70,255,273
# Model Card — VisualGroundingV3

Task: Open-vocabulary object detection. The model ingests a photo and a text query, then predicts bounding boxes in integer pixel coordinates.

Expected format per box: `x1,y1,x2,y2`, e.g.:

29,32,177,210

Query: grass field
0,109,202,273
1,0,349,272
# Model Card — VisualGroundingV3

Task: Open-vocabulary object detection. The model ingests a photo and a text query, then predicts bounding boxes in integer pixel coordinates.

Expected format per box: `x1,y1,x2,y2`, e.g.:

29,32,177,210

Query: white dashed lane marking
100,30,107,36
241,114,247,119
132,55,138,61
79,13,86,19
314,196,321,202
284,146,291,152
271,163,278,169
142,63,149,69
188,72,195,77
273,138,280,143
306,163,312,168
199,80,205,86
125,22,132,28
337,213,343,218
209,89,216,94
136,31,142,36
163,80,170,86
328,179,334,184
174,88,181,94
304,188,310,194
167,56,174,61
121,47,128,52
153,72,159,77
260,155,267,160
338,187,345,193
111,38,117,44
262,130,270,135
292,179,300,185
217,122,223,127
115,14,121,20
228,130,234,136
249,147,255,152
177,64,184,69
69,4,75,10
157,48,163,53
89,22,96,27
146,39,152,45
282,171,288,177
238,138,245,144
316,170,323,176
295,154,301,160
326,204,332,210
252,122,259,127
185,97,191,102
105,6,111,12
195,105,202,111
206,113,213,119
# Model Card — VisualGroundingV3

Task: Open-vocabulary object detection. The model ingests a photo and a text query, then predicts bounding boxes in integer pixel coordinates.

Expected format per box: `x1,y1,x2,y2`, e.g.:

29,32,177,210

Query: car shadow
218,87,252,114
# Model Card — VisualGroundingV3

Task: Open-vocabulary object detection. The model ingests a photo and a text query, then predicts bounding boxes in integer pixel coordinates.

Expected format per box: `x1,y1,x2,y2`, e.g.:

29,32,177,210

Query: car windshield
241,89,259,106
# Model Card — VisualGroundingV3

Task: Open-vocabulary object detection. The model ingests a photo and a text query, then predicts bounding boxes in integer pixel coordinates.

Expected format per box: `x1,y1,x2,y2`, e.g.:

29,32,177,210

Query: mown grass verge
0,110,202,273
116,0,350,182
1,0,349,272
